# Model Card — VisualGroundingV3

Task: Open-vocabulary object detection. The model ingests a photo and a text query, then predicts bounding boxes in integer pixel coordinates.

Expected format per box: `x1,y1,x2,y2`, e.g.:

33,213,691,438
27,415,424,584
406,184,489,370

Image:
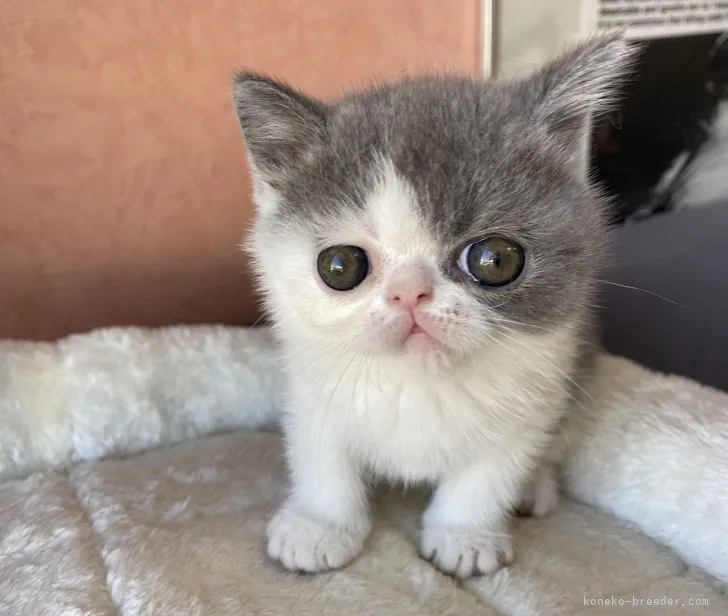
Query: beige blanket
1,326,727,615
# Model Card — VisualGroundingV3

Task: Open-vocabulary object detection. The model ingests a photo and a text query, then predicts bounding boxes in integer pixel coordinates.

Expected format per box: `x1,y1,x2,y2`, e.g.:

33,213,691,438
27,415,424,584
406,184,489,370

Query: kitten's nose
386,268,434,310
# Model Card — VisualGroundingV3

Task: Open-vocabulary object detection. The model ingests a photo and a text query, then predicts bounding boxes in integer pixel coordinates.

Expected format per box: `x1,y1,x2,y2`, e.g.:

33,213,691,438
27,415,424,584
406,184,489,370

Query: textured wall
493,0,582,77
0,0,480,340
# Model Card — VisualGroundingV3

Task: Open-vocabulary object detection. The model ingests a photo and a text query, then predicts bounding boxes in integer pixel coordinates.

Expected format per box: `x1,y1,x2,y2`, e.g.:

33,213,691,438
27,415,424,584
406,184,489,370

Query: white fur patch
249,172,282,217
250,156,581,578
364,159,438,258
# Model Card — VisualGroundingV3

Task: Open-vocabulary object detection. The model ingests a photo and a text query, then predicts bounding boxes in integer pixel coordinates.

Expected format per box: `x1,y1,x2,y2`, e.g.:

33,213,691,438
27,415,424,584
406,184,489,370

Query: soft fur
1,325,727,605
0,325,282,482
232,35,637,577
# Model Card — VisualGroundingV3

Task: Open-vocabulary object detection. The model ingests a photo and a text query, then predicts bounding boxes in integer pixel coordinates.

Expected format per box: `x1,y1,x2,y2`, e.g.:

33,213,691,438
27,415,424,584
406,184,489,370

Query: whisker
487,315,553,333
282,336,355,391
495,329,596,403
487,294,516,312
324,339,362,410
249,313,268,328
596,279,685,308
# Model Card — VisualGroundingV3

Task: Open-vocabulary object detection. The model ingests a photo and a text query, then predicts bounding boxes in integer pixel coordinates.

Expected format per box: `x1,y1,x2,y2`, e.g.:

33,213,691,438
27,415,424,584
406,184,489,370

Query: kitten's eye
317,245,369,291
457,236,525,287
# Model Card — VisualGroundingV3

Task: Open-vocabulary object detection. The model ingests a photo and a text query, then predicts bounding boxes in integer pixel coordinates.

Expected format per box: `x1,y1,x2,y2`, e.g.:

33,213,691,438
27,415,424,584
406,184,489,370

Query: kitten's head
233,35,636,371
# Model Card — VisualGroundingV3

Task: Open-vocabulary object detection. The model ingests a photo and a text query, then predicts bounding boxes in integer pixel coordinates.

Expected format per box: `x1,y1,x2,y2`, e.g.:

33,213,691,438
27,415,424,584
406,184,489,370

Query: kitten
232,35,636,579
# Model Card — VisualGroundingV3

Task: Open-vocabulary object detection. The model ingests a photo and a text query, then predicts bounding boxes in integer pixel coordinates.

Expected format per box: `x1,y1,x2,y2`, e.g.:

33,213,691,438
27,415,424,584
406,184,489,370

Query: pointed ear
231,72,328,192
524,33,639,151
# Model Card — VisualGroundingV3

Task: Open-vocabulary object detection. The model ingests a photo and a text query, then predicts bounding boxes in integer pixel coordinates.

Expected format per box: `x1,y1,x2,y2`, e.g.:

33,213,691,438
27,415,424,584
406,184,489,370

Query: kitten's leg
516,436,564,517
516,463,560,517
267,418,371,573
420,457,521,579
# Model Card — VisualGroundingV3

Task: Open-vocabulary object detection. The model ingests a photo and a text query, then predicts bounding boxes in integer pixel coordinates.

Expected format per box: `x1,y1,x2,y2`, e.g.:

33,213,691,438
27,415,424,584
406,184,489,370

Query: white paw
517,466,560,517
420,525,514,578
266,506,368,573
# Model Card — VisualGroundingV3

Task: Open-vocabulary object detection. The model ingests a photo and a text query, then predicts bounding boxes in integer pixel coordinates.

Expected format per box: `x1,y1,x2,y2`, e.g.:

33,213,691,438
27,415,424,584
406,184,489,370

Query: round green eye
317,245,369,291
459,236,525,287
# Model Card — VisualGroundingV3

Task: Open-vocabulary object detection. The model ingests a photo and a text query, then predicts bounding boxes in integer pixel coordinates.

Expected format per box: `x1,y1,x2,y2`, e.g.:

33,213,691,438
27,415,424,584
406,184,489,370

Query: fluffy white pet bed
1,325,727,615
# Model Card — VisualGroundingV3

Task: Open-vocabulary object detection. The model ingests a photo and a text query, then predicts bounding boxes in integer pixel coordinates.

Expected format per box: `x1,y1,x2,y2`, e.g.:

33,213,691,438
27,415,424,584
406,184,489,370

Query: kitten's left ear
524,33,639,154
232,72,328,201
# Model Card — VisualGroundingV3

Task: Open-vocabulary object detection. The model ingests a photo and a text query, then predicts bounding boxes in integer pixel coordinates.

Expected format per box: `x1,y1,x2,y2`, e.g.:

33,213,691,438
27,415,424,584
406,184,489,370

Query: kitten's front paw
266,506,368,573
517,465,560,517
420,525,514,579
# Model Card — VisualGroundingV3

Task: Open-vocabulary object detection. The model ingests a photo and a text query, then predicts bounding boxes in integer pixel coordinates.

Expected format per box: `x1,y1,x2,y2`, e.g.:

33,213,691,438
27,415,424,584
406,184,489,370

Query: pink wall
0,0,480,339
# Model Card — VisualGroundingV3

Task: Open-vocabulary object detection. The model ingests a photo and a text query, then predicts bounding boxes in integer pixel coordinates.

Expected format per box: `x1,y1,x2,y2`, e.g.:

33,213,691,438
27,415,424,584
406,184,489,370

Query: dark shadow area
592,30,728,392
598,200,728,392
592,31,728,224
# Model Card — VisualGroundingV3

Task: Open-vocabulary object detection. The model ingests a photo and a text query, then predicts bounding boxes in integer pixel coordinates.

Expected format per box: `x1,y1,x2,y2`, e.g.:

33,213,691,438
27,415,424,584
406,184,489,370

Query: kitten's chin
400,341,460,373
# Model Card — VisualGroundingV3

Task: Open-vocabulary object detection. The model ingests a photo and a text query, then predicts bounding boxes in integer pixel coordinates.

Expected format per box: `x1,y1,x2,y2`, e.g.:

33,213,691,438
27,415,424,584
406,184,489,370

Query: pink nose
386,270,434,310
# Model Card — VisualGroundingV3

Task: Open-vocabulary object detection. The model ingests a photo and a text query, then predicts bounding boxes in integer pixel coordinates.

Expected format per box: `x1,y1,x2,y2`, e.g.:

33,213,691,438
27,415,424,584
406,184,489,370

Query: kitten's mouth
403,321,437,350
390,314,445,356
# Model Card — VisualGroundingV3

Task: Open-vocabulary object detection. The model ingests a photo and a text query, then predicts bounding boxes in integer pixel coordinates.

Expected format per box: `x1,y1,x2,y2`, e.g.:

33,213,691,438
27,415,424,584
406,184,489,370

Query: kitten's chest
290,344,569,483
329,369,519,481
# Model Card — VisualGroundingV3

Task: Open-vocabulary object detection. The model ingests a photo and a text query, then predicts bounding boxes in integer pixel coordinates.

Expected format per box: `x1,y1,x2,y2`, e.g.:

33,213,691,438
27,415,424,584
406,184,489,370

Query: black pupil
317,246,369,291
466,237,524,287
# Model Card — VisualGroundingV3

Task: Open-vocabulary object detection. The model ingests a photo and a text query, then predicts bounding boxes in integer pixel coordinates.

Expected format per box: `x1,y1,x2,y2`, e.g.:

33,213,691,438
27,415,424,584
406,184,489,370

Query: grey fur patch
232,34,638,331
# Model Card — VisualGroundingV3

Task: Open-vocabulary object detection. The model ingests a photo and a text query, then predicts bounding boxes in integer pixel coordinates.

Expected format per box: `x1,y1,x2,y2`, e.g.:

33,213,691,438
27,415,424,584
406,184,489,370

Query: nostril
387,290,433,307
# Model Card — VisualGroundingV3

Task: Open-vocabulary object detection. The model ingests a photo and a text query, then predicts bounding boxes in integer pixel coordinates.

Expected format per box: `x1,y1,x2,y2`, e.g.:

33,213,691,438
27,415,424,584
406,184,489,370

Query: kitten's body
233,36,635,578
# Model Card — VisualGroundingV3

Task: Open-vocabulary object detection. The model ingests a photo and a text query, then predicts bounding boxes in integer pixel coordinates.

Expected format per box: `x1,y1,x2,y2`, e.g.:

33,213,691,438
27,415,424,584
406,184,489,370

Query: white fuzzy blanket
1,325,727,615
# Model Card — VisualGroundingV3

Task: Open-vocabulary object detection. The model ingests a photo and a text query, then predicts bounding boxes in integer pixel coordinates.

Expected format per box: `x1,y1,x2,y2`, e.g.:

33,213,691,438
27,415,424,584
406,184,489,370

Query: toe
453,549,477,579
474,538,514,574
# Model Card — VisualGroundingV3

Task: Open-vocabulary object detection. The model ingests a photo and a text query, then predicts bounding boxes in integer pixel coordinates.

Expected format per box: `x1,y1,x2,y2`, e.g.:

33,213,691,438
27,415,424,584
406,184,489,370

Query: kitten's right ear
528,34,638,135
512,34,639,180
232,72,328,193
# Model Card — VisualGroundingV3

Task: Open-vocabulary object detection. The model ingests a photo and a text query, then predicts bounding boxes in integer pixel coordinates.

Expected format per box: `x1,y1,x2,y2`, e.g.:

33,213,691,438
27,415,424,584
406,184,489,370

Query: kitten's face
234,36,636,370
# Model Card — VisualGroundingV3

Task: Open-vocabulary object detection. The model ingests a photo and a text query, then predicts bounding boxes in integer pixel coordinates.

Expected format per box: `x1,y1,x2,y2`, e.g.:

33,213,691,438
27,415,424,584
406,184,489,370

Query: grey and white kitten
232,35,636,579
